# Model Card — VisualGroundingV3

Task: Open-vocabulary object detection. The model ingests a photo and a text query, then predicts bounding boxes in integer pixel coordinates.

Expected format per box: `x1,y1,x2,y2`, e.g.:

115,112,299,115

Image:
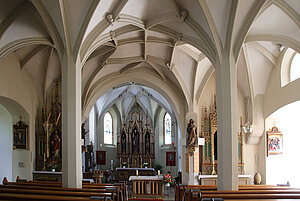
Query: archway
0,96,30,181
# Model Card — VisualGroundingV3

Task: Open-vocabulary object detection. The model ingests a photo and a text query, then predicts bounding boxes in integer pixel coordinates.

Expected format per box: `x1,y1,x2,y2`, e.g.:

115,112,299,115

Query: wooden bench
176,184,300,201
1,178,122,201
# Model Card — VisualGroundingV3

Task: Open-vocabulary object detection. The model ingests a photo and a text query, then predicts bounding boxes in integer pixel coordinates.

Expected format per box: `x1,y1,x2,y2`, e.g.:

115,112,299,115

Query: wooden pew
176,184,300,201
3,178,124,201
0,185,118,200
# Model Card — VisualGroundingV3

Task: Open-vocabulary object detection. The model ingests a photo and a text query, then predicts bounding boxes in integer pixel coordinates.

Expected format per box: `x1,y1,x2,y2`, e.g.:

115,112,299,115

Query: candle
136,170,138,176
44,153,45,160
158,170,160,176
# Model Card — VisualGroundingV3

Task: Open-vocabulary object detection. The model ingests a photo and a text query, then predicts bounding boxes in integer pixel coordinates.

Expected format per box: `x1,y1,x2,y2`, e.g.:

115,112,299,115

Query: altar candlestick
158,170,160,176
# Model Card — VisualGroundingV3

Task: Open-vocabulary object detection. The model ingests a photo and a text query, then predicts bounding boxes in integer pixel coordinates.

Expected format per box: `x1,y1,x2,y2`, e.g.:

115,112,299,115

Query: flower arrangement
47,159,57,169
163,173,174,185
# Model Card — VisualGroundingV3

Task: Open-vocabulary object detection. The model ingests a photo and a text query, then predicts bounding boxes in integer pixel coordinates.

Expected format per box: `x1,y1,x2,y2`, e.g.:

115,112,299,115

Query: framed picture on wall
166,151,176,166
13,117,28,150
96,151,106,165
267,126,283,156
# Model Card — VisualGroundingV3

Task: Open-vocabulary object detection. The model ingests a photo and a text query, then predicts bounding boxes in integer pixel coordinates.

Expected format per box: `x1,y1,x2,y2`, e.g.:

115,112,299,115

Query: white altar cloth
129,175,163,181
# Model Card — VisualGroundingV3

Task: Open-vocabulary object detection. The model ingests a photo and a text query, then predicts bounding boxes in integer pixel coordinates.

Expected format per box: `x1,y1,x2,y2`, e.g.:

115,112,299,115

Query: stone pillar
215,53,238,190
182,112,199,185
61,53,82,188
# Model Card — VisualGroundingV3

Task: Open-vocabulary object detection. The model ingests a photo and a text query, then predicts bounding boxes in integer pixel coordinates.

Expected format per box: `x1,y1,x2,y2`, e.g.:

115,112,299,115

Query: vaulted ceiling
0,0,299,116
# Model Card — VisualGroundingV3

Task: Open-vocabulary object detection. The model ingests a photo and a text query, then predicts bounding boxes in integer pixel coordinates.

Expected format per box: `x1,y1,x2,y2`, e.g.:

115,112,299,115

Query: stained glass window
164,113,172,145
104,112,113,144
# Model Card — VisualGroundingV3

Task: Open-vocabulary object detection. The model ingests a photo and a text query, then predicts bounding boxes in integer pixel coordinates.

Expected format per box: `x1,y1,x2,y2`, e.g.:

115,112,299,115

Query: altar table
32,171,62,182
129,175,164,199
198,175,253,185
116,167,154,181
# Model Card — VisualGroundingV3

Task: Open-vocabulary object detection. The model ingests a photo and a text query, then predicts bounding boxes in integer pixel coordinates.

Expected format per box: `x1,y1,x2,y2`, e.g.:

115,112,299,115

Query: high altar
116,102,155,180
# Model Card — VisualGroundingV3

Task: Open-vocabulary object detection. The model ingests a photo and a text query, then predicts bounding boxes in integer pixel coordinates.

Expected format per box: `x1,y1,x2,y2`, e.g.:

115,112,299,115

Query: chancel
1,0,300,200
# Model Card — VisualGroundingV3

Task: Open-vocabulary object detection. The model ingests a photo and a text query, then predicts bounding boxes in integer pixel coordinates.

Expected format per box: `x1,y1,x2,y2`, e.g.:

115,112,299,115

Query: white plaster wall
0,104,13,181
0,53,38,179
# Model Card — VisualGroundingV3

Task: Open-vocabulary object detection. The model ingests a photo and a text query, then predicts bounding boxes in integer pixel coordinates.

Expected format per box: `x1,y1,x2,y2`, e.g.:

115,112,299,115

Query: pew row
1,178,126,201
175,185,300,201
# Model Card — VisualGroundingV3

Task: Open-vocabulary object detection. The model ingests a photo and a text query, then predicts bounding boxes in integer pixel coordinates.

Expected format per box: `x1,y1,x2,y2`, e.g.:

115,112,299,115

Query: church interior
0,0,300,200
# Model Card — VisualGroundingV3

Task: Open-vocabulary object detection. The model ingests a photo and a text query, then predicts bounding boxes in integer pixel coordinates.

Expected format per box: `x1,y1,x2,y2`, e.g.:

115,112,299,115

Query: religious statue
145,132,150,154
132,128,139,154
121,132,126,153
187,119,197,146
50,129,61,158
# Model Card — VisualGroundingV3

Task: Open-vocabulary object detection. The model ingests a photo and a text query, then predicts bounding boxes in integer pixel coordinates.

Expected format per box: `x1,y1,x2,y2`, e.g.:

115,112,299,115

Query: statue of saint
187,119,197,146
121,132,126,153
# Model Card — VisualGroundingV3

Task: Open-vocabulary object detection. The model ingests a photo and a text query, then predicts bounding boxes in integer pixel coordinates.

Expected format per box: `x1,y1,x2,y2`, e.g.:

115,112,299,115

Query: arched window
290,53,300,82
104,112,113,144
164,112,172,145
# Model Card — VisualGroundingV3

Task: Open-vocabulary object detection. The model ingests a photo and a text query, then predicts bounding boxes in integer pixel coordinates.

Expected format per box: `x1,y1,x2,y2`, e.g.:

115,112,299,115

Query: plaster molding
242,45,255,111
146,60,167,81
80,0,128,61
118,37,144,46
224,0,238,53
0,37,52,62
82,48,116,103
0,1,28,38
167,0,182,18
177,45,205,62
197,0,223,62
82,69,186,128
246,34,300,54
185,17,216,60
73,0,100,58
43,47,54,104
247,42,277,66
87,46,116,62
172,67,191,110
119,62,141,74
233,0,267,61
272,0,300,29
145,11,179,29
20,45,49,69
118,14,145,29
58,0,71,55
195,65,214,104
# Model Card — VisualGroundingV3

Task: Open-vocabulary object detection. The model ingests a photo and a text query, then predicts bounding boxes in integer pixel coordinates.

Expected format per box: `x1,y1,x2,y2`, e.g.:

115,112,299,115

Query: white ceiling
0,0,299,116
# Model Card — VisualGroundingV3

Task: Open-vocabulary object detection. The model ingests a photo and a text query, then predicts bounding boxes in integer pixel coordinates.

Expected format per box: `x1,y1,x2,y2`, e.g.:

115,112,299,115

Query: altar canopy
117,102,155,168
